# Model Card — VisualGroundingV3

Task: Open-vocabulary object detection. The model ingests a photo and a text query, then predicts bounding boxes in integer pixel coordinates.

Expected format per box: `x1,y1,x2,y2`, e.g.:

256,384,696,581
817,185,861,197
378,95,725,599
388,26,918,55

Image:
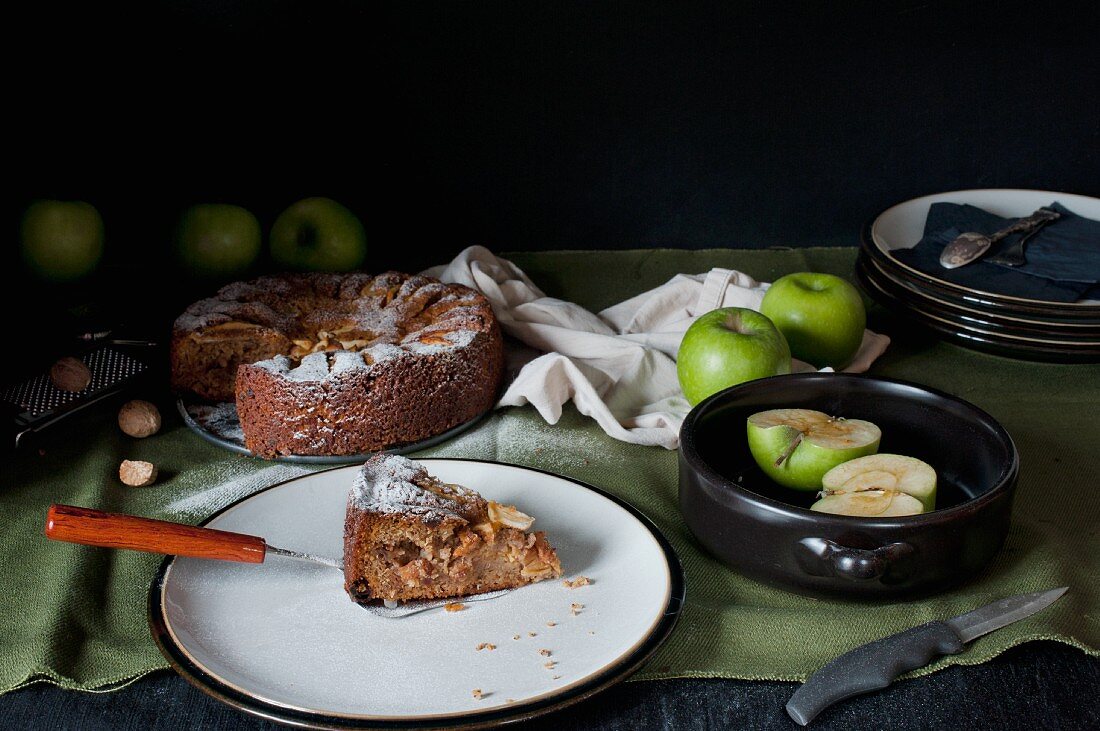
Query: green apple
175,204,262,278
816,453,937,513
677,308,791,405
746,408,881,490
20,200,105,282
759,272,866,369
269,197,366,272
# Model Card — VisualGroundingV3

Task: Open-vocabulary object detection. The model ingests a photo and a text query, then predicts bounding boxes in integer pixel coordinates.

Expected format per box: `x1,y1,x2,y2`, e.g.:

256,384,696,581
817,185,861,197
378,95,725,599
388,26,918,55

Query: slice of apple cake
343,454,562,604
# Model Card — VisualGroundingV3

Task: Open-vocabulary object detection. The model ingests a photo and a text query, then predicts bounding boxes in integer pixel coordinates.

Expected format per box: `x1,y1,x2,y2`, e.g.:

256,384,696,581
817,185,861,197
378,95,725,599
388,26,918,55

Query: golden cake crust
170,272,503,457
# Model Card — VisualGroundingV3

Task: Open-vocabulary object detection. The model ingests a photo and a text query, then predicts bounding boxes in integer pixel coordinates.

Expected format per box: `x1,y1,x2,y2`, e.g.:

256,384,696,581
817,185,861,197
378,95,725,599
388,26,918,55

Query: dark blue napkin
891,201,1100,302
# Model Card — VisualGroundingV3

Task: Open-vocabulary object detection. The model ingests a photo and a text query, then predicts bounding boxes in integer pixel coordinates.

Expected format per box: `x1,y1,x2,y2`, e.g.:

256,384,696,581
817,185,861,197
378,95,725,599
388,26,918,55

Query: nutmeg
119,459,158,487
118,400,162,438
50,357,92,392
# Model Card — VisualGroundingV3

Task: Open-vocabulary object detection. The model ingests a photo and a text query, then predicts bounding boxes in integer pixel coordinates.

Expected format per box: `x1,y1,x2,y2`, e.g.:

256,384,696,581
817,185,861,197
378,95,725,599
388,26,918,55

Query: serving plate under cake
148,459,684,727
177,397,489,464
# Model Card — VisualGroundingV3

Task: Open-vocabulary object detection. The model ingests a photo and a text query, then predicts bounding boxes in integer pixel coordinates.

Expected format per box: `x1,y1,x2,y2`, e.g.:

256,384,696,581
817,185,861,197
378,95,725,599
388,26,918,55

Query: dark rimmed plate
862,188,1100,320
858,253,1100,342
860,252,1100,335
856,258,1100,363
148,459,685,729
177,398,490,464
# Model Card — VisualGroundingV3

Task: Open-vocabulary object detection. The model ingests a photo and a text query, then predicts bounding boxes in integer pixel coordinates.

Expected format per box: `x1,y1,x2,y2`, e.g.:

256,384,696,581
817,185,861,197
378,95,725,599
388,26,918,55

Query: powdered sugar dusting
173,273,486,358
186,401,246,443
247,331,480,384
331,350,368,375
403,328,478,356
351,454,477,522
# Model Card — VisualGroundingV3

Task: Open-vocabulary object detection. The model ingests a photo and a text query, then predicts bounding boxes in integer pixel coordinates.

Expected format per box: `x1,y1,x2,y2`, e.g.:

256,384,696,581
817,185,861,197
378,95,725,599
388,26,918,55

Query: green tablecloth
2,247,1097,694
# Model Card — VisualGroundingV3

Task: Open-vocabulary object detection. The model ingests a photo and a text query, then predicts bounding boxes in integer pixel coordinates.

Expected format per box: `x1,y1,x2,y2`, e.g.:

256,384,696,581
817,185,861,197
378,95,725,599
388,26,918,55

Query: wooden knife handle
45,504,267,563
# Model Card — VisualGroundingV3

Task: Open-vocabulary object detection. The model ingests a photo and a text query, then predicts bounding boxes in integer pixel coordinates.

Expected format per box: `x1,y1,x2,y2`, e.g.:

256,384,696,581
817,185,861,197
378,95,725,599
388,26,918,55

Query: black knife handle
785,621,965,726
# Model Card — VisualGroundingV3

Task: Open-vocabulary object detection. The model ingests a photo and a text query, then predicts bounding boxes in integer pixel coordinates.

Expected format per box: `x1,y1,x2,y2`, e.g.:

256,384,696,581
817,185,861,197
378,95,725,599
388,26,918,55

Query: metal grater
2,346,149,447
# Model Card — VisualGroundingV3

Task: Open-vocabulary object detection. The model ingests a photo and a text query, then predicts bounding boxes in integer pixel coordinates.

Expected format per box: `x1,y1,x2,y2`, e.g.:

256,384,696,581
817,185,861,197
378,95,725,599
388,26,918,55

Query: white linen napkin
425,246,890,449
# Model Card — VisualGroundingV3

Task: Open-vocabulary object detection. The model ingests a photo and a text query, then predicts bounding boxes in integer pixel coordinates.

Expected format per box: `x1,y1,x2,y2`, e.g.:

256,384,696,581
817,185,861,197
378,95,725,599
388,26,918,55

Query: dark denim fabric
3,642,1096,730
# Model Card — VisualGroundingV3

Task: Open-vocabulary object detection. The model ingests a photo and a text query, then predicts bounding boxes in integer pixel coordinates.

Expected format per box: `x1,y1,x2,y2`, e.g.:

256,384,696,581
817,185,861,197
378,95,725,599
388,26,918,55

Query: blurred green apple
760,272,866,369
175,204,262,278
21,200,105,282
269,197,366,272
677,307,791,405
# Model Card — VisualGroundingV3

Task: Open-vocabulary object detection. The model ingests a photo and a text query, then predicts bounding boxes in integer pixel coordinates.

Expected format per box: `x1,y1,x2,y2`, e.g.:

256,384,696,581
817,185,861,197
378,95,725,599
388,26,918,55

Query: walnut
118,400,161,438
119,460,158,487
50,357,91,392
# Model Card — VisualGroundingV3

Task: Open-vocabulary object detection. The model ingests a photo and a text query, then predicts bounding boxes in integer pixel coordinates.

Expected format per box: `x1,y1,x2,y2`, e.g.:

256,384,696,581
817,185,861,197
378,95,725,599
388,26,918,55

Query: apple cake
170,272,503,457
343,454,562,604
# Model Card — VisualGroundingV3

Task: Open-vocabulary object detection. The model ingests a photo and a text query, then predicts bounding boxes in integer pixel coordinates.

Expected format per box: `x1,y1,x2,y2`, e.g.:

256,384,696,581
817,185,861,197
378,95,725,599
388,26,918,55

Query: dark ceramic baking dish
678,373,1019,599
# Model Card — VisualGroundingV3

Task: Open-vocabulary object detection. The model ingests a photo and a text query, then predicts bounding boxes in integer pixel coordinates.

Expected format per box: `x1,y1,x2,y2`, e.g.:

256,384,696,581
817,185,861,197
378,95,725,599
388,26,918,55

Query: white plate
149,459,684,728
868,188,1100,307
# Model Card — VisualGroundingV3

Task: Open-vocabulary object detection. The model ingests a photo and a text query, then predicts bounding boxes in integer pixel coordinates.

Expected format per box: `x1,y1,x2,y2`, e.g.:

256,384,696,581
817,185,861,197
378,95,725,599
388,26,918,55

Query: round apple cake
170,272,503,457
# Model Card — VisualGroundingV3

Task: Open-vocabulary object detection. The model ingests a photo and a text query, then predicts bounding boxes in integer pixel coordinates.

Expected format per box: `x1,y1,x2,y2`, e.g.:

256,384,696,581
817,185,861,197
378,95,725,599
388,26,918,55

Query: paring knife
44,504,342,569
785,587,1068,726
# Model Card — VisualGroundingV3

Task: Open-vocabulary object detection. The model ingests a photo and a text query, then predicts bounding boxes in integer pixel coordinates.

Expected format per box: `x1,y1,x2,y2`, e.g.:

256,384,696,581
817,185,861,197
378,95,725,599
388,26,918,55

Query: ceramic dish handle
45,504,268,563
796,537,915,582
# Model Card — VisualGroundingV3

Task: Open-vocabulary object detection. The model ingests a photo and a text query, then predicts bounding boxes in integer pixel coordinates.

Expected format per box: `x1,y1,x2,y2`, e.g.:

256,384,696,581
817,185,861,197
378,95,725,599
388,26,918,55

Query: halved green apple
810,490,924,517
818,453,937,513
746,408,881,491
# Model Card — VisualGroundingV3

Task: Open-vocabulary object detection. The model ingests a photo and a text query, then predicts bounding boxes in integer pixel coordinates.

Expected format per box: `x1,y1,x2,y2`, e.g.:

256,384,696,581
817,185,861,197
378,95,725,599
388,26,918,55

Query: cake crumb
538,649,552,657
546,621,557,627
528,631,537,637
543,660,557,669
553,675,562,680
588,631,596,635
563,576,592,589
445,602,466,612
472,688,484,699
506,698,516,704
513,634,520,640
571,603,584,616
475,643,496,651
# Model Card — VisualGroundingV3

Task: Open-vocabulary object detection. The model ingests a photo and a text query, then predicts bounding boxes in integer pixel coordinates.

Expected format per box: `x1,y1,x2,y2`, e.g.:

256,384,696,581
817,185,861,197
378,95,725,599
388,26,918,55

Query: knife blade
785,587,1068,726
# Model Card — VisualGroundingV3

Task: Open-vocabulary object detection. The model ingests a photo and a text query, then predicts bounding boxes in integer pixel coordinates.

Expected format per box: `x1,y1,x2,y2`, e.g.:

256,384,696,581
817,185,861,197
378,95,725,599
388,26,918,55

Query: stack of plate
858,189,1100,363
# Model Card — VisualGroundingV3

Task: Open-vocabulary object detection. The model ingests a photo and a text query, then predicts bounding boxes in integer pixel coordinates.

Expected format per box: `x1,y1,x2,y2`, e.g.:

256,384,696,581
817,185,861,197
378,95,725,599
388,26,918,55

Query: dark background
6,1,1100,728
10,0,1100,276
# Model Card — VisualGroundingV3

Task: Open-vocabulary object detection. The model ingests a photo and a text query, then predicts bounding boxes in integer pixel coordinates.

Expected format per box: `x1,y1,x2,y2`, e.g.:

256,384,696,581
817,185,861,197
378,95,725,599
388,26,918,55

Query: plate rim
147,457,686,730
858,255,1100,343
855,261,1100,362
862,187,1100,312
859,252,1100,332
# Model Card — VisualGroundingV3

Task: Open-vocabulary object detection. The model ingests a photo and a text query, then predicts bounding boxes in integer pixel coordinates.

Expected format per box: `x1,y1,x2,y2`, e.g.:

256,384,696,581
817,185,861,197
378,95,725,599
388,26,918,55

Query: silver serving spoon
938,208,1060,269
